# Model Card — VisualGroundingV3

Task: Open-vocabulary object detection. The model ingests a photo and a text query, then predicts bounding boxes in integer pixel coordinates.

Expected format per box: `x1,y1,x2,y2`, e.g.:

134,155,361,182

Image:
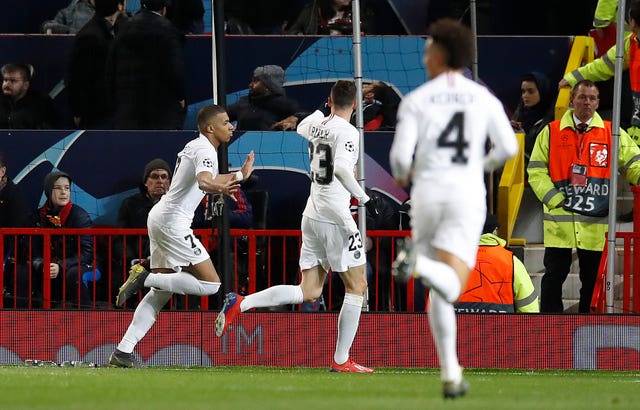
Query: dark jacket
0,89,57,129
0,179,30,258
227,93,299,131
167,0,205,34
67,14,118,128
33,203,93,269
117,189,156,260
106,9,186,130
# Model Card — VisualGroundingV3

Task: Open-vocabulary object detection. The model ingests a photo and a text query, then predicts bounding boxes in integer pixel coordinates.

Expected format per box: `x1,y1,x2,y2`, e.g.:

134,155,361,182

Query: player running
390,19,518,398
216,80,377,373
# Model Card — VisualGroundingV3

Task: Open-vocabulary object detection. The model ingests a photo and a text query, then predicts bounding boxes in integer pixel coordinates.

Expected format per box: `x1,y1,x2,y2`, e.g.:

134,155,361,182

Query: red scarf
39,200,73,227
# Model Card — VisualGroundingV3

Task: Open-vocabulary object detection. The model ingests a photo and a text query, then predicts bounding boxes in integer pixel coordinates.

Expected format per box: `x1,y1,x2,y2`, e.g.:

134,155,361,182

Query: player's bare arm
197,172,239,196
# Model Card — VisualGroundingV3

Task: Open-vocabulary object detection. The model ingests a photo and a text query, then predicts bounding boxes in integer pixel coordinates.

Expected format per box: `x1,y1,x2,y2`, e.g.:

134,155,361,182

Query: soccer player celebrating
216,80,377,373
108,104,254,367
390,19,518,398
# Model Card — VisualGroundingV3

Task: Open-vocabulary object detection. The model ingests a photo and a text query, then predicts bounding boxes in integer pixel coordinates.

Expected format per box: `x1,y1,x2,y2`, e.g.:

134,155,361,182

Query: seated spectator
66,0,127,129
16,171,94,308
353,81,398,131
227,65,301,131
118,158,172,263
0,152,30,307
41,0,96,34
225,0,298,34
287,0,375,35
0,63,57,129
167,0,205,34
510,71,555,163
454,213,539,313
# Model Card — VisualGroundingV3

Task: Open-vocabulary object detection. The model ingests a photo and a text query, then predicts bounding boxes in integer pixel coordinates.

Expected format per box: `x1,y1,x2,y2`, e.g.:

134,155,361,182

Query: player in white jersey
390,19,518,398
215,80,377,373
108,104,255,367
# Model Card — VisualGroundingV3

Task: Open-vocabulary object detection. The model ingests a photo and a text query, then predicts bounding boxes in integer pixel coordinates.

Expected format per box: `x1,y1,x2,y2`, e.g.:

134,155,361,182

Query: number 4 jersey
390,71,518,201
297,110,367,228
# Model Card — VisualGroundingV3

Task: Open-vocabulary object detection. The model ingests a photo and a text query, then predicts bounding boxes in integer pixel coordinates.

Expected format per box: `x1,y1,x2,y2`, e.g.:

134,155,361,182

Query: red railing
0,228,415,311
591,186,640,313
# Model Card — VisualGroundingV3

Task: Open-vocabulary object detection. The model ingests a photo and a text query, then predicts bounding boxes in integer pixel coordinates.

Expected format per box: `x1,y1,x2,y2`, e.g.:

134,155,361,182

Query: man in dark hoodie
227,65,301,130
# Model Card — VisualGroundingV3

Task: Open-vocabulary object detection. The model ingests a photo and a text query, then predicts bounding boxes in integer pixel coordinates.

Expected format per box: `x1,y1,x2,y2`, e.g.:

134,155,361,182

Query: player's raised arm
296,110,325,140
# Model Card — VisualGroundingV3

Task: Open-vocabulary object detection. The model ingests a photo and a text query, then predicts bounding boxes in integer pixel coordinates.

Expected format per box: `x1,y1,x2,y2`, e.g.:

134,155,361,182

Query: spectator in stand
352,81,399,131
528,80,640,313
454,213,539,313
0,153,30,307
225,0,298,34
166,0,205,35
510,72,555,164
287,0,375,35
41,0,96,34
66,0,127,129
227,65,301,131
0,63,57,129
17,171,94,308
118,158,172,267
106,0,186,130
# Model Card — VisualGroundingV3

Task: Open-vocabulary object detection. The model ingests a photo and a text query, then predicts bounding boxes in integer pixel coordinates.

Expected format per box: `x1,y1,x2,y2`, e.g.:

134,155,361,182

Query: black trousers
540,247,602,313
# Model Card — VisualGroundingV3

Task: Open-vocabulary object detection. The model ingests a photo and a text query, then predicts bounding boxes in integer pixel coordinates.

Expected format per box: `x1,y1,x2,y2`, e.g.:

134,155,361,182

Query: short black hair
330,80,356,109
428,18,473,69
196,104,227,130
141,0,170,12
629,0,640,24
94,0,124,17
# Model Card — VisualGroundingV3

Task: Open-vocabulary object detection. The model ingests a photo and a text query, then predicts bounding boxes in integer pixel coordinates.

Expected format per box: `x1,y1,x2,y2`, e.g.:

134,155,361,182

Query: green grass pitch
0,367,637,410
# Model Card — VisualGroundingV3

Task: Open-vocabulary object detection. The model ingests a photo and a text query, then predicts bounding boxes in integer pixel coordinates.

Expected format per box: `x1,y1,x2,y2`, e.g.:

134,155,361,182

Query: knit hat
43,171,72,199
143,158,172,182
483,213,500,234
253,65,286,95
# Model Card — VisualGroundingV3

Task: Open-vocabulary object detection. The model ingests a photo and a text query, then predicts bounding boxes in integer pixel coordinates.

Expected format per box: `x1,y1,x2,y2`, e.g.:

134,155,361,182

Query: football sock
241,285,304,312
415,254,461,303
144,272,220,296
117,288,171,353
334,293,364,365
428,290,462,383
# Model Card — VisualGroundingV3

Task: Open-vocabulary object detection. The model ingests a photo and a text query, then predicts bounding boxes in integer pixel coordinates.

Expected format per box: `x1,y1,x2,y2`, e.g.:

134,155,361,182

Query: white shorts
299,216,366,273
409,193,485,269
147,211,210,271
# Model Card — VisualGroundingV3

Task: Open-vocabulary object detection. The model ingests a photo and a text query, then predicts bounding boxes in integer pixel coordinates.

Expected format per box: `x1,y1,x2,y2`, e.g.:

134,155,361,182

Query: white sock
144,272,220,296
428,290,462,383
117,288,172,353
333,293,363,365
415,254,461,303
241,285,303,312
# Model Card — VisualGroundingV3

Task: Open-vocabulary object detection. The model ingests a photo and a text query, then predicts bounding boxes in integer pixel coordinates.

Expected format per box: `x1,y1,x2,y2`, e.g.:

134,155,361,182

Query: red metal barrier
1,227,413,311
591,185,640,313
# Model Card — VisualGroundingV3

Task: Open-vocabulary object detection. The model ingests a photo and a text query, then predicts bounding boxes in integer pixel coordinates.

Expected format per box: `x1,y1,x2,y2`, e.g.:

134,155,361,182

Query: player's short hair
196,104,227,130
330,80,356,109
428,18,473,69
571,80,599,98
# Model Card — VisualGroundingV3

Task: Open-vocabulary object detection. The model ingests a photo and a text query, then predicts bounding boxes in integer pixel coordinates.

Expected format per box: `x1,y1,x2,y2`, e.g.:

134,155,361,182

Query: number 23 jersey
298,110,360,227
390,71,516,200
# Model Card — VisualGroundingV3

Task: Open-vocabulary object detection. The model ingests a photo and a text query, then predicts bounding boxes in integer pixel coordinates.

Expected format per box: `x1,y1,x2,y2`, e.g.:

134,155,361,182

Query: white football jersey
153,134,218,225
390,71,518,200
298,110,360,226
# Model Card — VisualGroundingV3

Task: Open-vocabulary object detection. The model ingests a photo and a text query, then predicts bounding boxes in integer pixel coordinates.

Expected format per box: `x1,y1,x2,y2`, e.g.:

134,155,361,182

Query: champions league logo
345,141,355,152
202,158,213,168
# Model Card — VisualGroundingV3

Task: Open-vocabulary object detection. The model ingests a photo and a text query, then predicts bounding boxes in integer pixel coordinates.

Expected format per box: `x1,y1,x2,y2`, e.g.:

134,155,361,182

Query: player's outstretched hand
240,151,255,180
218,178,240,197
